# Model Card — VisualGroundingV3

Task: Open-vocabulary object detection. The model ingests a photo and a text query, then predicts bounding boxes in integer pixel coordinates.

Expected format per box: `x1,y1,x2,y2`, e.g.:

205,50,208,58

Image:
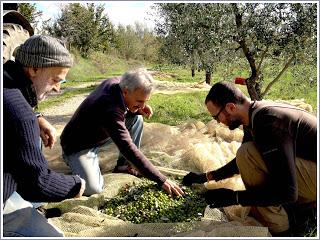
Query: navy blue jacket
3,61,82,203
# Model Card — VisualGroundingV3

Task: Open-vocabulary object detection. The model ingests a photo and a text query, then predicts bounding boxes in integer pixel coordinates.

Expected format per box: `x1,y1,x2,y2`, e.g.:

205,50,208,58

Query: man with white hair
3,35,86,237
61,69,184,197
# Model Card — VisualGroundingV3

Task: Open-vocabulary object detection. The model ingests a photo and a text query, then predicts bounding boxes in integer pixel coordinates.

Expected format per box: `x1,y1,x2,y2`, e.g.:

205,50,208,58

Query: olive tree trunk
205,70,211,84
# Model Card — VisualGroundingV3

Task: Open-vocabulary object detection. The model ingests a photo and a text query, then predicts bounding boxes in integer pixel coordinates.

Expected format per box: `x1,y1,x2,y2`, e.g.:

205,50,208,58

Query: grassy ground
146,91,211,125
149,61,317,111
38,53,317,122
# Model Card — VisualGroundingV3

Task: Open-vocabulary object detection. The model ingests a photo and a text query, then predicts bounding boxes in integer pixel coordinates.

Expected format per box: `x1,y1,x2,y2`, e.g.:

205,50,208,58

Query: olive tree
154,3,232,84
229,3,317,100
154,3,317,100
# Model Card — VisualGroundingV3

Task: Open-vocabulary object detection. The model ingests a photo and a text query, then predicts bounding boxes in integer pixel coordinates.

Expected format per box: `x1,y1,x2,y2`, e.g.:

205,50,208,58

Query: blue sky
35,1,157,29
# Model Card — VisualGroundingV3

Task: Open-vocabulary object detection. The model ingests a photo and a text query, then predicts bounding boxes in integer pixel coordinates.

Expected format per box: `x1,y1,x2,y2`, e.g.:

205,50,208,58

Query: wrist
210,170,221,181
235,191,239,204
205,172,211,182
235,191,241,205
208,171,218,181
35,112,44,118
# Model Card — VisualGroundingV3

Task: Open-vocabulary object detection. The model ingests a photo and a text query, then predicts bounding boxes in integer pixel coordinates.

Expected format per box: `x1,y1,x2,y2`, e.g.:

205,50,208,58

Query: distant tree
44,3,115,57
18,3,42,30
114,22,161,62
114,24,140,60
134,22,161,62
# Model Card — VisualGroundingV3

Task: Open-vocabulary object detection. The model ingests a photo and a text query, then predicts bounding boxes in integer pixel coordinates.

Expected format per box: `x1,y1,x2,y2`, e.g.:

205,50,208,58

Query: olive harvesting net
43,99,313,237
46,174,268,237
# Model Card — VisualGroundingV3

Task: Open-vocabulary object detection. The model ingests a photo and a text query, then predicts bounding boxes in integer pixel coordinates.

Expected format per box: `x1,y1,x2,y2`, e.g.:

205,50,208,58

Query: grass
67,51,151,84
149,64,205,83
146,91,211,125
39,54,317,116
149,62,317,112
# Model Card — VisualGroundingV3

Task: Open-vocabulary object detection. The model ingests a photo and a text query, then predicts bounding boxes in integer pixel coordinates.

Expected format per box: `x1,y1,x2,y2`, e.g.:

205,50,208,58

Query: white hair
119,68,154,93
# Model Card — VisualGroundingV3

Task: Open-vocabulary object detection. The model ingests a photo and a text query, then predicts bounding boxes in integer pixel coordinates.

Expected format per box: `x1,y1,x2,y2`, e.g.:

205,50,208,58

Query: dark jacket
213,100,317,206
60,77,167,186
3,60,82,203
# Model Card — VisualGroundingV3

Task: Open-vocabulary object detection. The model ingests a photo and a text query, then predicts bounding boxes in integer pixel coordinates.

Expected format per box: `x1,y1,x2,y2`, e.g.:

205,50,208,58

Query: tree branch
257,46,269,73
232,3,257,76
261,55,295,97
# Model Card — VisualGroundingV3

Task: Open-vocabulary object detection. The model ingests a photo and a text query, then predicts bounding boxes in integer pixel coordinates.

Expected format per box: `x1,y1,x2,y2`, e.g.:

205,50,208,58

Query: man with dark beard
182,81,316,236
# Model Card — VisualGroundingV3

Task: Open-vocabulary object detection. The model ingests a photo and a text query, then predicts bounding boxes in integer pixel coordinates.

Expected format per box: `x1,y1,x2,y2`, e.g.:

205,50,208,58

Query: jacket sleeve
5,92,82,202
211,158,239,181
101,109,167,186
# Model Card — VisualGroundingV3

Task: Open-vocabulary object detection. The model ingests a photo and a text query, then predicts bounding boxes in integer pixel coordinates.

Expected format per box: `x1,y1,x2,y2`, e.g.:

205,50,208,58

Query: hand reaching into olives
162,179,185,197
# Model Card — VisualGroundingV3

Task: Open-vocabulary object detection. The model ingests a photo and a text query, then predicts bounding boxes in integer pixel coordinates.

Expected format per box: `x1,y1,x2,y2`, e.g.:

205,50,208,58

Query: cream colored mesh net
43,99,313,237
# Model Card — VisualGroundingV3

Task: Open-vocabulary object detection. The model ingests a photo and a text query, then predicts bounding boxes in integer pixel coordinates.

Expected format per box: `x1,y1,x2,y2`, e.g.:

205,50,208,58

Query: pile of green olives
100,179,207,224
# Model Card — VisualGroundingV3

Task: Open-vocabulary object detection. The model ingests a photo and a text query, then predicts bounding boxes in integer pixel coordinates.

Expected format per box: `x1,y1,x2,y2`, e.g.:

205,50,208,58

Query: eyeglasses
212,105,225,121
53,79,66,84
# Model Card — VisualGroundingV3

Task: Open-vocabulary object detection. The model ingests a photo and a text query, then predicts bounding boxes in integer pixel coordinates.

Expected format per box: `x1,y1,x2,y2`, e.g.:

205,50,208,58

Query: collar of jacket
4,60,38,108
248,100,257,129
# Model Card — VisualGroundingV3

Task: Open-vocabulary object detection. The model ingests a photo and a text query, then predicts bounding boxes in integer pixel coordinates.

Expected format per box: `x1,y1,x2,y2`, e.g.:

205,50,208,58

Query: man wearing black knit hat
3,35,86,237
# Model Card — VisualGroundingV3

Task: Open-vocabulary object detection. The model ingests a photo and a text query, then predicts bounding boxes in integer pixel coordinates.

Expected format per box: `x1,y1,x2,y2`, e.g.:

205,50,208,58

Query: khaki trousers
236,142,317,233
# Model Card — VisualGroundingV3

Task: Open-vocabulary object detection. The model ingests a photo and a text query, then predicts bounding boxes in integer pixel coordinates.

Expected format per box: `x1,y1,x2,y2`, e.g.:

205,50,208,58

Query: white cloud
104,2,156,29
36,2,65,21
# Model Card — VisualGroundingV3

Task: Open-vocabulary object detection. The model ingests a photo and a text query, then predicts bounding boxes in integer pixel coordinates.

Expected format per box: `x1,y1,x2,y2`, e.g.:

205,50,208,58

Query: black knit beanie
15,35,73,68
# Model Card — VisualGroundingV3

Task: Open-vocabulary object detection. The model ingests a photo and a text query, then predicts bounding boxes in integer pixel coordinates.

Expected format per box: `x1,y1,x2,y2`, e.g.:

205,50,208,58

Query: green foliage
113,23,161,63
42,3,162,63
230,3,317,99
67,50,150,83
43,3,115,57
100,178,207,224
154,3,231,81
154,3,317,99
18,3,42,29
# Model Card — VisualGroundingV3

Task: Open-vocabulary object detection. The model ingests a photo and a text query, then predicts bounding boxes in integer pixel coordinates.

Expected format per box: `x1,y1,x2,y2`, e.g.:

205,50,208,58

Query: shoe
112,165,141,177
37,206,61,218
271,229,293,237
283,202,317,236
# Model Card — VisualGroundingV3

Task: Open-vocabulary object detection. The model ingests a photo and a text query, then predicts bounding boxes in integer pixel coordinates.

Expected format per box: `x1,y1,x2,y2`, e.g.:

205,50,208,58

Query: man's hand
74,178,86,198
161,179,185,197
204,188,238,208
38,116,57,149
182,172,207,186
138,104,153,119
